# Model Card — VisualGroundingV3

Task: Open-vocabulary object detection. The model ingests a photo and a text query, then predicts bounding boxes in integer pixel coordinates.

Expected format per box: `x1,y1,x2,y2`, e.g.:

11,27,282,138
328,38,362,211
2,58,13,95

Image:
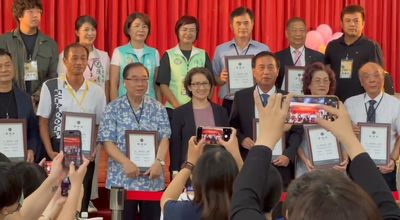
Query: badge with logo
174,58,183,65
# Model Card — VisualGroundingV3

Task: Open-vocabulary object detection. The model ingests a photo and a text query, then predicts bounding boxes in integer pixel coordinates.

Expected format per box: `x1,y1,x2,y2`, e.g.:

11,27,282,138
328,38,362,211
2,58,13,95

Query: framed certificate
305,125,341,168
125,130,158,172
0,119,27,161
358,122,390,165
253,119,285,159
61,112,96,157
284,66,305,95
225,55,254,94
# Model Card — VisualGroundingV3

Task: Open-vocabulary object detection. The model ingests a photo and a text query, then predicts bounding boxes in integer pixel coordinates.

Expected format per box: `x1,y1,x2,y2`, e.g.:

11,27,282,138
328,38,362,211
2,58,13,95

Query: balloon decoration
305,24,343,54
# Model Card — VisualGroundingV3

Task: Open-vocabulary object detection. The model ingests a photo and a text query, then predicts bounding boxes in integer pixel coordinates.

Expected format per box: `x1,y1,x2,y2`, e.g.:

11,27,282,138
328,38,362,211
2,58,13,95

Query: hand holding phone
286,95,339,124
61,130,83,168
196,126,232,145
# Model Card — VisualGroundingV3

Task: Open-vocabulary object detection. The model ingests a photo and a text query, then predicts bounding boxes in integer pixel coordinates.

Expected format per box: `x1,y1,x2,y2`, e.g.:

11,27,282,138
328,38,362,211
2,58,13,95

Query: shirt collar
364,91,383,104
256,85,276,96
229,39,254,49
124,94,145,111
62,76,88,91
290,45,305,54
339,34,365,46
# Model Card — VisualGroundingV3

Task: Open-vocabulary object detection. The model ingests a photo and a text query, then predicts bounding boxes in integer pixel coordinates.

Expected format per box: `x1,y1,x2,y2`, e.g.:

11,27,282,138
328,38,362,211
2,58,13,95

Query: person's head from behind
75,15,97,46
340,5,365,38
192,147,239,220
0,153,11,163
358,62,384,99
0,49,15,85
302,62,336,95
13,0,43,29
285,17,307,49
230,7,254,40
0,162,22,219
14,162,47,197
285,169,380,220
175,15,199,44
183,67,215,100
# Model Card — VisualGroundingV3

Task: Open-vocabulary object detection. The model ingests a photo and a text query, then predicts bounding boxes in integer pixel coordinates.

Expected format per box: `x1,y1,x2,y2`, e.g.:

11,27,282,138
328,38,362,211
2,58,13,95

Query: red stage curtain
1,0,399,92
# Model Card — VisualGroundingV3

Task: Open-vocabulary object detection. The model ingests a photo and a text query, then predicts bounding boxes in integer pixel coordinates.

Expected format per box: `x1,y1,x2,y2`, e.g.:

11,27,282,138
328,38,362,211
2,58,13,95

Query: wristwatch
156,158,165,166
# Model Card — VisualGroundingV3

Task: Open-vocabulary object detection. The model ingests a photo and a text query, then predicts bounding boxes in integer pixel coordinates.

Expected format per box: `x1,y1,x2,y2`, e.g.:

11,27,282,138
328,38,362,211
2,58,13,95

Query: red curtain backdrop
1,0,399,93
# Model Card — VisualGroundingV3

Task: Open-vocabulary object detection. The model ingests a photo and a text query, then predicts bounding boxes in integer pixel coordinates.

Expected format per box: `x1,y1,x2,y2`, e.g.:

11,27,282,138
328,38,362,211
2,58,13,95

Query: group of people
1,0,400,219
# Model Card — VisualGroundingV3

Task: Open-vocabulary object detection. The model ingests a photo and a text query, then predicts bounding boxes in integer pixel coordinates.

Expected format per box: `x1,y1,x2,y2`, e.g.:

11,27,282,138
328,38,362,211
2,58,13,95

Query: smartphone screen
286,96,338,124
196,127,232,144
62,130,82,168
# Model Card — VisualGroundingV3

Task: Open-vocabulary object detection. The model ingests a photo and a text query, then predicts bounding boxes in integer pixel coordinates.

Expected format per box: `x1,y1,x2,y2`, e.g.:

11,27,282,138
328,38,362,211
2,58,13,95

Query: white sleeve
110,48,121,66
155,49,160,67
57,52,66,76
394,102,400,135
36,83,52,118
95,88,107,124
103,52,111,81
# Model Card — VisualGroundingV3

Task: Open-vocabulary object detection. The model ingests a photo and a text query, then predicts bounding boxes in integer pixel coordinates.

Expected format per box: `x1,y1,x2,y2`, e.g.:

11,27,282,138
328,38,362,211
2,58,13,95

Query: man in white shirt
37,43,106,216
344,62,400,191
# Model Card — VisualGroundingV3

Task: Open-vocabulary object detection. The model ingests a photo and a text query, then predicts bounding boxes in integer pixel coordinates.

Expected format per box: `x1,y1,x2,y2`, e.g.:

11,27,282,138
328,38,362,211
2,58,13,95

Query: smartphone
61,130,83,168
196,126,232,144
286,95,339,124
61,177,70,197
45,161,52,175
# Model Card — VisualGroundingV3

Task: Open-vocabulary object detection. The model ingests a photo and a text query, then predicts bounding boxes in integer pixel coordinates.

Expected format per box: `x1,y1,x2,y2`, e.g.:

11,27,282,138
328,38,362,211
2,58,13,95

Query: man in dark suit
230,51,303,187
275,17,324,89
0,48,40,162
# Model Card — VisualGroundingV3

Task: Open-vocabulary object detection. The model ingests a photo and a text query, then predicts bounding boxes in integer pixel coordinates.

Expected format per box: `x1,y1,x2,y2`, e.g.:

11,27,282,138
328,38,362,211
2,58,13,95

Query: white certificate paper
128,133,156,169
284,66,305,95
254,120,283,158
0,123,25,160
360,126,388,164
308,128,339,165
64,115,94,153
226,56,254,93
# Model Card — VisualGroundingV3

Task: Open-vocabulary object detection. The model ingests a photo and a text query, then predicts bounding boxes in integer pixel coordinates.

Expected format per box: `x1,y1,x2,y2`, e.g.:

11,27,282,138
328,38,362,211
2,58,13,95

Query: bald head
358,62,384,98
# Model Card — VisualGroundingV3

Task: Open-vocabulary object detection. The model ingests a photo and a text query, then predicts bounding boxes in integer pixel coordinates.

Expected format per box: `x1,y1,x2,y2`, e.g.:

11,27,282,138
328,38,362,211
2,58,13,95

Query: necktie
261,93,269,107
366,100,377,123
293,49,302,66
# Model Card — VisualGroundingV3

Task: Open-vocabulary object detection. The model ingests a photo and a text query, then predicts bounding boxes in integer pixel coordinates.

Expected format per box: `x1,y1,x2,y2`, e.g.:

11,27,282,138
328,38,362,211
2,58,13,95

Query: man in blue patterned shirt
97,62,171,220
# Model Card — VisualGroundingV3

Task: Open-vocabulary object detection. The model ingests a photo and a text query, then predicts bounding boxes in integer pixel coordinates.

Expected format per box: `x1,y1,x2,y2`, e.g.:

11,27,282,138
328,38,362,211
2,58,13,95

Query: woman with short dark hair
156,16,213,110
169,67,229,176
58,15,110,100
109,13,161,101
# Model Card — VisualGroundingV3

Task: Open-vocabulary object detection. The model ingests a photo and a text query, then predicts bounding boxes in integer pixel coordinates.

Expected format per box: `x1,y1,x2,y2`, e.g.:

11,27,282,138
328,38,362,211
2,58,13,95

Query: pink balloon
305,31,324,51
316,24,333,44
327,32,343,44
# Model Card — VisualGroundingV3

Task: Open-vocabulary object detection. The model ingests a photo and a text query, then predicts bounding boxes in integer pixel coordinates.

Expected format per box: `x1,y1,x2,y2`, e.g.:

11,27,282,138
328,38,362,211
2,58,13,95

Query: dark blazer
230,86,303,161
170,101,229,171
13,85,40,153
230,86,303,187
275,47,325,89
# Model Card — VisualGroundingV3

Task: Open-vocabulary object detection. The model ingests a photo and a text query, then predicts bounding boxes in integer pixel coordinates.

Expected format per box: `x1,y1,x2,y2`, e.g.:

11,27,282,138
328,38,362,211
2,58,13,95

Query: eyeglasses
125,78,149,84
190,82,210,88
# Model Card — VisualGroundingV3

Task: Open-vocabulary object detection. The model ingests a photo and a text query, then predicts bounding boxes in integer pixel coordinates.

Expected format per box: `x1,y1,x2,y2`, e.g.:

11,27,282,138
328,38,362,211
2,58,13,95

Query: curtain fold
0,0,398,92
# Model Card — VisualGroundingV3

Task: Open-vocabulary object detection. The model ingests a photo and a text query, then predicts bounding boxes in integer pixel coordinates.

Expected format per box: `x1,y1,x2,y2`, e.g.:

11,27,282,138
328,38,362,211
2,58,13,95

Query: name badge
24,60,39,81
340,59,353,79
181,85,187,96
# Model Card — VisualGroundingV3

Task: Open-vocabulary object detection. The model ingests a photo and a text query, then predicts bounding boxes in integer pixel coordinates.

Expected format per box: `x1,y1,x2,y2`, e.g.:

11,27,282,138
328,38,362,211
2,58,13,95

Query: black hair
14,162,47,197
251,51,280,69
122,62,149,79
12,0,43,21
174,15,200,42
230,7,254,23
75,15,97,42
0,162,22,209
341,5,365,21
123,13,151,41
0,48,12,60
63,42,89,59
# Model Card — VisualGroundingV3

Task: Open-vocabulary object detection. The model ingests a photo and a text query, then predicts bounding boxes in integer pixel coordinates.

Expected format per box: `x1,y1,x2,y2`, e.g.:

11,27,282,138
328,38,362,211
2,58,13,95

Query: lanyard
233,44,250,55
363,93,384,120
65,79,88,111
87,58,99,77
127,95,144,125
